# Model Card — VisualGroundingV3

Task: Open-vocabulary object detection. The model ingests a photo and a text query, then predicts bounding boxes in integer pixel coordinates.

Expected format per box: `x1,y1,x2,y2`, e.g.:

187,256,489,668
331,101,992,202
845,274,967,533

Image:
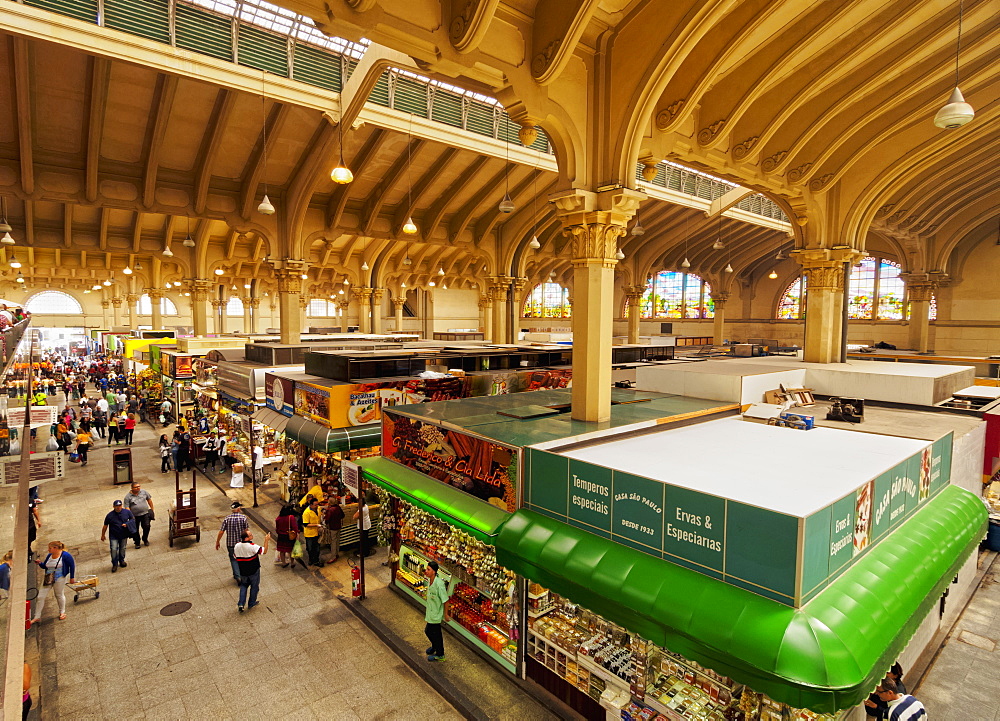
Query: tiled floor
30,412,461,721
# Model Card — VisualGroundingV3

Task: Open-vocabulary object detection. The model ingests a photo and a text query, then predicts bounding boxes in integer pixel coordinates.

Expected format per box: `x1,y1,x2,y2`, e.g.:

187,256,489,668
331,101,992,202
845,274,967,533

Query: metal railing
640,162,789,223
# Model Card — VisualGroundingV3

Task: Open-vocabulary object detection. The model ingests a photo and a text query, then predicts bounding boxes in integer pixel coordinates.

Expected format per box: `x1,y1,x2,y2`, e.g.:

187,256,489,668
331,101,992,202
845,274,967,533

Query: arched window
849,256,904,320
641,271,714,319
308,299,338,317
136,294,179,316
225,297,244,317
777,276,806,319
522,283,571,318
25,291,82,314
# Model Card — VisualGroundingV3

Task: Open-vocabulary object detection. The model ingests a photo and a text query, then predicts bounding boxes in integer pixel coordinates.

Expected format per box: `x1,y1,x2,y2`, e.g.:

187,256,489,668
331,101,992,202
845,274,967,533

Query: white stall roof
558,417,929,517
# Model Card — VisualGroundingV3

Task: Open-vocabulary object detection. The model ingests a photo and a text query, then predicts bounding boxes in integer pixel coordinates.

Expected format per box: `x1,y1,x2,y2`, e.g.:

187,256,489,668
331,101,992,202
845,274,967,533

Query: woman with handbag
159,434,172,473
75,428,91,466
30,541,75,623
274,505,299,568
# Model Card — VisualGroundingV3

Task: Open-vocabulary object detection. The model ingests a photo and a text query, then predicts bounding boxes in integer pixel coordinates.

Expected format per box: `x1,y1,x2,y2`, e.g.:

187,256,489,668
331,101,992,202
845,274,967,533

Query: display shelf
527,589,548,600
576,652,632,692
527,604,557,619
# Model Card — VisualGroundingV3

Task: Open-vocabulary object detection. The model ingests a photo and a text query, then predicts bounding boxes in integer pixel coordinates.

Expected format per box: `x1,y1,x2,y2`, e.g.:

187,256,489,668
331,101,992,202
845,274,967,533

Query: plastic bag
68,452,81,463
291,539,304,559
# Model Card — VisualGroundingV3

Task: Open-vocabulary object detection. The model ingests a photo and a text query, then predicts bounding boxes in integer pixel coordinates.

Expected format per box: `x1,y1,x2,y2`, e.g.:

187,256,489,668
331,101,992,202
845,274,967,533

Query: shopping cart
67,575,100,603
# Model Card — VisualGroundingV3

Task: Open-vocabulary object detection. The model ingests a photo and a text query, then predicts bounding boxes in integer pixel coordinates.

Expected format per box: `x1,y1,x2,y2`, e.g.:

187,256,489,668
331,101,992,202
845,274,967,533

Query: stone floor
29,411,462,721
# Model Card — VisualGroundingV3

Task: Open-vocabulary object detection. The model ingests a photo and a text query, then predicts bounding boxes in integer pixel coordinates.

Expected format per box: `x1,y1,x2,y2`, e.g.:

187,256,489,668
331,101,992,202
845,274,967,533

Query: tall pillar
624,285,645,344
211,299,226,335
906,281,934,353
793,248,861,364
299,294,310,332
371,288,385,334
336,299,350,330
271,263,305,344
355,287,374,334
488,277,511,343
479,294,492,340
269,300,278,332
147,289,164,330
242,296,253,335
553,187,641,422
126,294,138,328
247,297,261,335
711,292,729,345
100,300,110,328
392,296,406,333
191,279,212,337
111,296,122,327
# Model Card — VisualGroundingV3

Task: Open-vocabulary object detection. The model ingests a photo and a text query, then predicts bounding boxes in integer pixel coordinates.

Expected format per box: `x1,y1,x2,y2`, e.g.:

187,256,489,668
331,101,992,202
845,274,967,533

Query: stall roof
251,407,290,433
205,348,246,362
284,415,380,454
361,457,508,543
496,485,985,712
558,417,929,518
387,388,738,448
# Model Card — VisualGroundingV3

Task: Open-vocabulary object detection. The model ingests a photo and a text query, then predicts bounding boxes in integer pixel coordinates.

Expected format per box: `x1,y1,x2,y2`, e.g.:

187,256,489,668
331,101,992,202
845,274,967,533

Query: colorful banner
382,411,517,512
295,382,331,425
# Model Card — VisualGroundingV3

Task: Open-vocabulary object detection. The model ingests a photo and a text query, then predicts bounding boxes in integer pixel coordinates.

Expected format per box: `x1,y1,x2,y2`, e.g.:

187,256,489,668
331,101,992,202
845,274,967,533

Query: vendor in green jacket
423,560,455,662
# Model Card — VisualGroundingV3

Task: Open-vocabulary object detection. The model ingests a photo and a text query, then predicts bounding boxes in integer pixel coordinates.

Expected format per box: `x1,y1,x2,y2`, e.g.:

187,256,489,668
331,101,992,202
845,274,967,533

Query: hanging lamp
330,107,354,183
498,130,515,213
9,254,21,269
934,0,975,129
257,72,277,214
402,114,418,234
768,270,778,279
183,216,195,247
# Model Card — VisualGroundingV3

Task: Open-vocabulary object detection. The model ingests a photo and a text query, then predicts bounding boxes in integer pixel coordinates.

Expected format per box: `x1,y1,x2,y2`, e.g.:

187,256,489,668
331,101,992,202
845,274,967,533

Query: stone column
147,289,164,329
111,296,122,327
624,285,645,344
488,277,511,343
553,187,642,422
906,280,934,353
247,297,261,335
125,294,138,328
793,248,862,363
711,292,729,345
336,299,350,329
392,296,406,332
211,299,226,335
269,300,277,332
371,289,386,334
271,263,305,344
298,294,310,333
191,280,213,336
479,294,492,340
355,287,374,334
100,300,110,328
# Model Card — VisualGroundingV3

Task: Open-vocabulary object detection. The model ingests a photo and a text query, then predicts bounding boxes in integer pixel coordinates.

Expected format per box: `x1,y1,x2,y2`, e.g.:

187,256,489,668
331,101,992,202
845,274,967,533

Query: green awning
496,485,986,712
284,415,381,454
360,457,508,544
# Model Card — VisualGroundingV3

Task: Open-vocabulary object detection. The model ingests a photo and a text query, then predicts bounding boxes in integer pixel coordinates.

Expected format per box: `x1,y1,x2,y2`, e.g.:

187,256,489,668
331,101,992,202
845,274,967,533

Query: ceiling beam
98,207,110,251
63,203,72,248
392,146,459,232
423,156,489,240
142,74,179,209
11,36,34,196
448,166,507,242
193,88,237,215
132,211,144,252
361,138,424,236
238,102,290,220
85,56,111,204
326,128,386,230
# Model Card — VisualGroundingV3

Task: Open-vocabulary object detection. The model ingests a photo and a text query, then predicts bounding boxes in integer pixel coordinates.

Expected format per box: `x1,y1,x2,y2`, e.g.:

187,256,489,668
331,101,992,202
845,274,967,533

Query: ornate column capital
270,259,308,295
478,294,492,310
246,297,261,309
125,293,139,304
551,187,642,267
391,296,407,309
354,286,374,302
710,291,730,307
145,289,163,300
624,284,646,301
335,299,350,312
372,288,386,302
191,279,214,302
100,300,110,309
298,294,310,310
110,296,122,307
790,247,863,291
210,299,225,310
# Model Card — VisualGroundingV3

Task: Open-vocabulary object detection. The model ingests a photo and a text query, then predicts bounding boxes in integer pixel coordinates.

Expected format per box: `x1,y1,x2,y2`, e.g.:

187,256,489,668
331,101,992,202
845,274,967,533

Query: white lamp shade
257,194,275,215
0,232,14,244
528,235,541,249
933,87,975,129
402,218,418,235
331,165,354,184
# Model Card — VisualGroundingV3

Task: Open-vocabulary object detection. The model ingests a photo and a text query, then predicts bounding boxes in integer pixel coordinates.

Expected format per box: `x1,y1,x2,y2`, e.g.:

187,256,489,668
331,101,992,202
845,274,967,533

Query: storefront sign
175,356,193,378
265,374,294,416
294,382,331,426
528,433,954,606
382,411,517,512
342,460,359,497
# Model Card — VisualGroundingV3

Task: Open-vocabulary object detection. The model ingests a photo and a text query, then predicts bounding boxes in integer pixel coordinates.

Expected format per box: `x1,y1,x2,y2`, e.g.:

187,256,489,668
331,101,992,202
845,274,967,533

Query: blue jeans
238,570,260,608
226,546,240,580
109,537,128,567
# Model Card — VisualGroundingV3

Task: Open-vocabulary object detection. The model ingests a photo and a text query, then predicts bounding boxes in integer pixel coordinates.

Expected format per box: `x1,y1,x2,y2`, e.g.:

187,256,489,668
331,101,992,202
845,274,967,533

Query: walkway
29,413,461,721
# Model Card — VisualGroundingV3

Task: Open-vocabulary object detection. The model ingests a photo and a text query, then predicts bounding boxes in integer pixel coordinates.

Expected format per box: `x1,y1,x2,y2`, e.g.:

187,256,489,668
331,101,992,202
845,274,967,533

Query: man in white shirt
233,528,270,613
96,396,109,415
875,679,926,721
352,496,374,558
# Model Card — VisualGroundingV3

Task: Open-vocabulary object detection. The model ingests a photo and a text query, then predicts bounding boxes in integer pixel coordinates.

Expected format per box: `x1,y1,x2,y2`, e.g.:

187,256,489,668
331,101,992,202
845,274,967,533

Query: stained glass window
848,257,877,319
777,276,806,319
522,283,571,318
875,260,904,320
641,272,713,319
849,256,904,320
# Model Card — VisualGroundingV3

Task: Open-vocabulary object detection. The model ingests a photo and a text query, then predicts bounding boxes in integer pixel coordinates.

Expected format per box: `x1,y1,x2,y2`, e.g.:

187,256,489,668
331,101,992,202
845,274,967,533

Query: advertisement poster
382,412,517,512
330,376,469,428
266,374,295,416
175,356,193,378
295,382,331,426
161,354,175,379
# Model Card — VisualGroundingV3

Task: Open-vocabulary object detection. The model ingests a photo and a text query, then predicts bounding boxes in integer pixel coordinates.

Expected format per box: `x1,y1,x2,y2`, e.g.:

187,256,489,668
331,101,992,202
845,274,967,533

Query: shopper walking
92,407,106,439
302,496,324,567
30,541,75,623
158,434,172,473
274,505,299,568
107,413,119,446
216,502,249,582
75,427,92,466
101,500,135,572
422,561,455,662
875,679,925,721
234,528,270,613
123,482,154,548
123,413,136,445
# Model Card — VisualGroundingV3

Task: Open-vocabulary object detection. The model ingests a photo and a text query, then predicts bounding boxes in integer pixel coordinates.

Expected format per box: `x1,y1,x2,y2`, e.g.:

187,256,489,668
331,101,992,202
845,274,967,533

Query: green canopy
496,485,985,712
284,415,381,454
360,457,509,544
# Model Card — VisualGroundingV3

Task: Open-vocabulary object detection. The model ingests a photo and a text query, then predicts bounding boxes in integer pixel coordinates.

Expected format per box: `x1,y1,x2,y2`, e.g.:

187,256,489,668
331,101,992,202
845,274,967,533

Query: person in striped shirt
875,679,926,721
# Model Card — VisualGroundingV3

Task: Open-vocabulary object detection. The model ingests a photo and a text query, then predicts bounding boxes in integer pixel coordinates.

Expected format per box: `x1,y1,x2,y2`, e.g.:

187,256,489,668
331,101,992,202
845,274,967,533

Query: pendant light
724,263,734,274
361,260,369,271
428,280,436,287
768,270,778,279
123,265,133,275
403,255,412,266
933,0,975,129
437,267,444,276
631,208,645,236
93,285,101,290
361,237,369,271
257,72,276,215
135,260,143,271
330,107,354,184
498,129,515,213
401,282,406,288
214,267,224,276
0,232,12,245
9,254,21,269
724,218,733,273
681,257,691,269
16,272,24,283
775,248,786,261
103,279,111,286
528,156,541,249
402,114,418,234
528,236,541,250
681,212,691,268
615,248,625,261
162,244,173,257
183,215,195,247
